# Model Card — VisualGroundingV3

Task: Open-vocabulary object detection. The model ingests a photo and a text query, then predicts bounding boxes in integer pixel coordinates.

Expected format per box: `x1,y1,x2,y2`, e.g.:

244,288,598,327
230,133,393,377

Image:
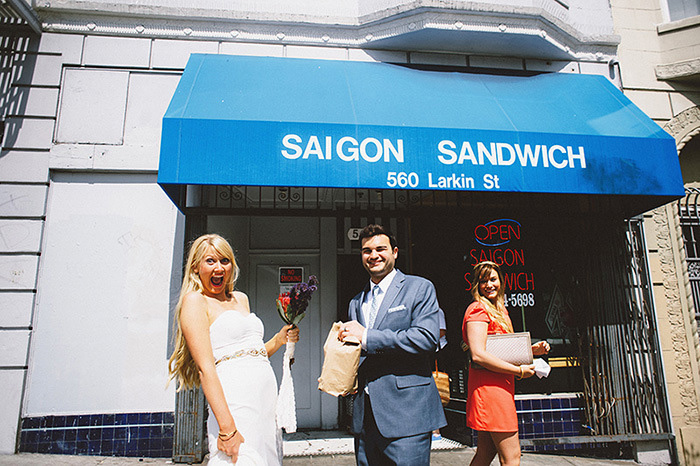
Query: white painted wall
0,371,24,453
51,67,181,172
23,173,183,416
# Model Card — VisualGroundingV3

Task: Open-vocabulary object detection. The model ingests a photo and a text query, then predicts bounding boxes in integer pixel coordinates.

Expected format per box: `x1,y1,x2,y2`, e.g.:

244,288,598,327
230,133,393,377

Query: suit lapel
355,284,370,327
372,270,405,329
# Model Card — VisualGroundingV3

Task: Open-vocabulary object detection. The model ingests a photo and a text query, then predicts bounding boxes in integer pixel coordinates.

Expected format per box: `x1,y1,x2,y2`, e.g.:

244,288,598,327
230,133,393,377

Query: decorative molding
665,107,700,412
655,102,700,428
653,204,700,425
664,106,700,148
37,0,615,36
656,58,700,82
37,5,620,61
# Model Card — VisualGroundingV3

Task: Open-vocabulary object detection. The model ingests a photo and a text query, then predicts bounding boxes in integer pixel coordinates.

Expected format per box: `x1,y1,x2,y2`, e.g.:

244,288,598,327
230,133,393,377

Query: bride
168,234,298,465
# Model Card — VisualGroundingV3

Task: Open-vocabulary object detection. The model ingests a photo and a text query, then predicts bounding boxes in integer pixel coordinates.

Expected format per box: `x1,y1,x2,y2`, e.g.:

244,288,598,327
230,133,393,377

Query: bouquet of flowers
276,275,318,365
276,275,318,434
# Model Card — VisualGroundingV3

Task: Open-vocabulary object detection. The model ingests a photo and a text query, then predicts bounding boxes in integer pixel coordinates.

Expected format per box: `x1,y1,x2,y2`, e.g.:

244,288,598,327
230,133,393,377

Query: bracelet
218,429,237,441
516,365,523,380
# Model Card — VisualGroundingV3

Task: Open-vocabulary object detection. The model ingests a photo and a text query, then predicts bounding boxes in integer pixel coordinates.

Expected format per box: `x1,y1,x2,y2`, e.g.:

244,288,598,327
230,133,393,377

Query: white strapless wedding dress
207,311,282,465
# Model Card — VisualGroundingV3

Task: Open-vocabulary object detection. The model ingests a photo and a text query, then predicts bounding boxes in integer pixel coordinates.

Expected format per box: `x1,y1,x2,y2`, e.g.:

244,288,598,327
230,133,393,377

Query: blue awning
158,54,684,214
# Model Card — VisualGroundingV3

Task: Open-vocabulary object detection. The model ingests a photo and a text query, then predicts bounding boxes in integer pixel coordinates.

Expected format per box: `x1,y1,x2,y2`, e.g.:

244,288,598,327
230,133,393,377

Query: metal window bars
677,187,700,330
577,217,673,445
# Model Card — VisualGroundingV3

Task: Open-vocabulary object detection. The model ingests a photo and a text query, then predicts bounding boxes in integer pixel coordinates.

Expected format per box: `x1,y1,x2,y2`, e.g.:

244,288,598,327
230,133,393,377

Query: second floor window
666,0,700,21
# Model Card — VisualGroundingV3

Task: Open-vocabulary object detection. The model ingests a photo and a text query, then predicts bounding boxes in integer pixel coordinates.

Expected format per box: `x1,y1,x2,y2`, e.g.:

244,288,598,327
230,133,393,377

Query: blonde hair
168,234,240,390
471,261,513,333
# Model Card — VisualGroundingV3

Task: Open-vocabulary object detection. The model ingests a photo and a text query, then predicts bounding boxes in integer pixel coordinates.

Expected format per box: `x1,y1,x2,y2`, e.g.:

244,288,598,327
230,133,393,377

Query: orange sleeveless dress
461,301,518,432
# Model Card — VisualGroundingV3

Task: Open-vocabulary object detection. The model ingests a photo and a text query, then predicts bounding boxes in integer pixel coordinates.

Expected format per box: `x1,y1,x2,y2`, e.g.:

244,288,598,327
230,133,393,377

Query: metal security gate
173,389,207,463
572,218,674,450
678,187,700,333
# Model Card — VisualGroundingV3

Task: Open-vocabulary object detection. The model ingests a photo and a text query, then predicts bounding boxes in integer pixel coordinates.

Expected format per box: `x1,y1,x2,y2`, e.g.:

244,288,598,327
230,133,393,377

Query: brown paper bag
318,322,361,397
432,361,450,406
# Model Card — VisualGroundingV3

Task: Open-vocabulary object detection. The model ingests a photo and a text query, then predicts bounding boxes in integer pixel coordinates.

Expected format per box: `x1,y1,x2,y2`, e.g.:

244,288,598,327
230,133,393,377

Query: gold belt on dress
215,347,268,365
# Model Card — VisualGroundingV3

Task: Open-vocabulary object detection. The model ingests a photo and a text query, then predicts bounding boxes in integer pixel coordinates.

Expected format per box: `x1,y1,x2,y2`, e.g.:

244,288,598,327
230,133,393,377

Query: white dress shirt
361,268,397,348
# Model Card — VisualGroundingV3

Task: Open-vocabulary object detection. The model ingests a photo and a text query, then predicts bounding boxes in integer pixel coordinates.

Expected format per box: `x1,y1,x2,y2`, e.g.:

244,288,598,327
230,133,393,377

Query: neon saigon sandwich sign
465,218,535,309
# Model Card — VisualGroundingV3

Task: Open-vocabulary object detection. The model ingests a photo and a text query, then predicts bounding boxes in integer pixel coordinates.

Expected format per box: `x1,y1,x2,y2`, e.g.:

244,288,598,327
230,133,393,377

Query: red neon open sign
474,219,521,246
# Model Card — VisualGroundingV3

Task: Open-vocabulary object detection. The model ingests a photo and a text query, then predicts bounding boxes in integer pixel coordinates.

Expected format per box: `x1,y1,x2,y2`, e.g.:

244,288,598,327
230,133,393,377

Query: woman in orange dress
462,261,550,466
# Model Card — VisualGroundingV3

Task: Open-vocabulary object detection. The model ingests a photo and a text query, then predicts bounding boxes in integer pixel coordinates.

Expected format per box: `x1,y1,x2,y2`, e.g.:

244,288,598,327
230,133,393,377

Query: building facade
1,0,698,464
609,0,700,464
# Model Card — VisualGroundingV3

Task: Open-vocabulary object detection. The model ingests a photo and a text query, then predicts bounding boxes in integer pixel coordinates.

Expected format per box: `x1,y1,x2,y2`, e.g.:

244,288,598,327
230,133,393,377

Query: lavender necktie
368,284,380,328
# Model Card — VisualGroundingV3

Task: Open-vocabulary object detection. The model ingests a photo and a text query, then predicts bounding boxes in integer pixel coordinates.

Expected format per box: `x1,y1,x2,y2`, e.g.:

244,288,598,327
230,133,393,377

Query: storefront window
410,211,591,395
666,0,700,22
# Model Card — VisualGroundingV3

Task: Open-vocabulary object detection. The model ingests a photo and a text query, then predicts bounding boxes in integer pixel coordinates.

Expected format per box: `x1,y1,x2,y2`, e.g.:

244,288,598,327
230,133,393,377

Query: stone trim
657,15,700,35
656,108,700,429
656,58,700,81
653,204,700,427
37,6,619,61
665,106,700,149
37,0,616,37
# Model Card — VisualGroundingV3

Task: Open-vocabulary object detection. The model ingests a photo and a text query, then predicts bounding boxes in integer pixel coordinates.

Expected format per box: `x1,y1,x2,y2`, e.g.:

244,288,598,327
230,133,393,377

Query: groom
339,224,446,465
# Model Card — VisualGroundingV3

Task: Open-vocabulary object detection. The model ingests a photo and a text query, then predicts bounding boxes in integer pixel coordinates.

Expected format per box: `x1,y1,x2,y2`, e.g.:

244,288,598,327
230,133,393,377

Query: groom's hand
338,320,364,342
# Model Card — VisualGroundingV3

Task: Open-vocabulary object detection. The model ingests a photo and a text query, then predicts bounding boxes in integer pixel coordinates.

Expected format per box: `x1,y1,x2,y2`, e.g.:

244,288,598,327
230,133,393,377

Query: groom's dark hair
359,224,398,250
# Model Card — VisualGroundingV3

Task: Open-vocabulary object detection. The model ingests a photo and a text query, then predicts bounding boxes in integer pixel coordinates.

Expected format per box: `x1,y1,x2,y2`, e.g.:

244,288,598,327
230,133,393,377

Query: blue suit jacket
348,269,447,438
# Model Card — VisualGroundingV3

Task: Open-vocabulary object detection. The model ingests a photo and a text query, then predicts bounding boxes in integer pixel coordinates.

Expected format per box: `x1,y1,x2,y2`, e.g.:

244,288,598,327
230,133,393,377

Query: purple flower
277,275,318,326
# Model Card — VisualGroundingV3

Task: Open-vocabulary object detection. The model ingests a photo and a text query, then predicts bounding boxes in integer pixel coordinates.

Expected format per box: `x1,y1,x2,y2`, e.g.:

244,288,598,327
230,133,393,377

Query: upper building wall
39,0,615,33
656,16,700,83
36,0,619,61
611,1,699,94
39,0,359,19
361,0,615,35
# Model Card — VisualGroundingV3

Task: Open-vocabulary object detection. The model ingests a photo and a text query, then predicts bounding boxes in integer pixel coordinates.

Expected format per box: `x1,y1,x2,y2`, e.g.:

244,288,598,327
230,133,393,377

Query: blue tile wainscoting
463,393,593,452
19,394,591,457
515,393,584,451
19,412,174,457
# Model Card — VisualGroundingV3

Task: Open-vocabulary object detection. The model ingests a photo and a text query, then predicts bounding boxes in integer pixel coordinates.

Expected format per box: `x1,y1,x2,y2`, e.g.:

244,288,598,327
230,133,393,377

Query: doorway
207,215,337,430
249,253,321,427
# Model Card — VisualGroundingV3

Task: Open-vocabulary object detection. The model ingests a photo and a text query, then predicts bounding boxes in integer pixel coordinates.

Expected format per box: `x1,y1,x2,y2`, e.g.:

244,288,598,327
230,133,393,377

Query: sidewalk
0,432,638,466
0,450,639,466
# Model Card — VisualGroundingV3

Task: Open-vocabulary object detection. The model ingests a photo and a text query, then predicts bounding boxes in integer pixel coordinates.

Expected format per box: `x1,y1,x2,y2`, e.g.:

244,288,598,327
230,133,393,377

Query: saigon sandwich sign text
281,134,586,191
